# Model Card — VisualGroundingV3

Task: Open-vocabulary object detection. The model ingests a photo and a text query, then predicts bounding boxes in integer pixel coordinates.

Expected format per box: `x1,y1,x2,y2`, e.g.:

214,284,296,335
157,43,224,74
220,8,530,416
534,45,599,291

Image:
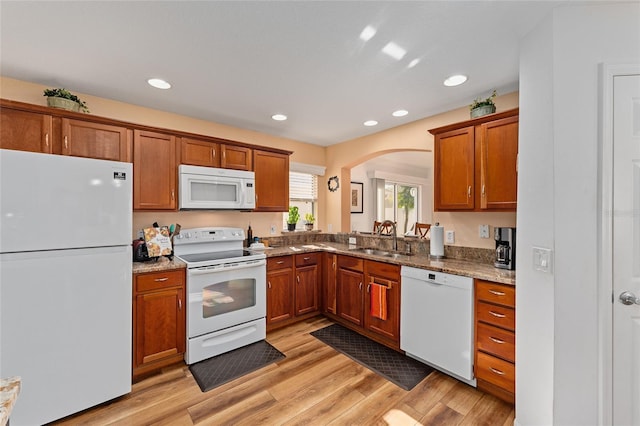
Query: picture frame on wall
350,182,363,213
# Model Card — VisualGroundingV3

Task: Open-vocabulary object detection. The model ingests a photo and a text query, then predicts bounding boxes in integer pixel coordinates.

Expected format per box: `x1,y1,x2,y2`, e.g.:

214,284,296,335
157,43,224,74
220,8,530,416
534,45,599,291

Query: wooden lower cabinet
266,253,320,330
133,269,186,380
474,279,516,403
333,255,401,350
323,252,337,315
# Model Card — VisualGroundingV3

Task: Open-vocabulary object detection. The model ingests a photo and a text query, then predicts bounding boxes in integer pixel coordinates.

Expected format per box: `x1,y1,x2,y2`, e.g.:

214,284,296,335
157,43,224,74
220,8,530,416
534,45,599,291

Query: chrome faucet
377,220,397,251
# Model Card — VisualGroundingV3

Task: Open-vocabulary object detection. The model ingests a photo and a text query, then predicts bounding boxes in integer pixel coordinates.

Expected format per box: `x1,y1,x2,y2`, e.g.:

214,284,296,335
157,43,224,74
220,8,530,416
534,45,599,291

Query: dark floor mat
311,323,433,390
189,340,285,392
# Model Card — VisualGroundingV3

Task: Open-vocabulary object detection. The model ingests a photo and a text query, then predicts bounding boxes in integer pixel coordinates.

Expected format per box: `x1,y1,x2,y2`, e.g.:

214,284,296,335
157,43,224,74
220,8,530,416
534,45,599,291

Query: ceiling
1,1,570,146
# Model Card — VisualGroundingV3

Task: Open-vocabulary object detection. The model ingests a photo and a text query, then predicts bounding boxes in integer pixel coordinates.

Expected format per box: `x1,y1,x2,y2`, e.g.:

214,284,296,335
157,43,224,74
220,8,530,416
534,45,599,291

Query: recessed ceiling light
359,25,377,41
444,74,468,87
147,78,171,89
382,42,406,61
272,114,287,121
364,120,378,127
392,109,408,117
407,59,420,68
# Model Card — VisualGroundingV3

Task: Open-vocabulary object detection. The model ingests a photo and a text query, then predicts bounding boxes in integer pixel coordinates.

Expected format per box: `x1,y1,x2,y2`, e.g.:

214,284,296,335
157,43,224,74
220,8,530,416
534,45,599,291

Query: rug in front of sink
311,323,433,390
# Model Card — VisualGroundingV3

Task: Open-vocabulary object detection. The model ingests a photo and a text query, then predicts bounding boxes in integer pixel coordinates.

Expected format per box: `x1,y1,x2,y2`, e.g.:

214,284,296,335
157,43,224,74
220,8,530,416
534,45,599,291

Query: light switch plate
533,246,553,273
479,224,490,239
446,230,455,244
270,225,277,235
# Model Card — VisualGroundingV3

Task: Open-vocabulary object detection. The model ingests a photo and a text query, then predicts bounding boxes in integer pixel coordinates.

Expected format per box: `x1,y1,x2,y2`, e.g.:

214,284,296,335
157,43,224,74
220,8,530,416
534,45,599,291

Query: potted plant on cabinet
469,89,496,118
43,88,90,113
304,213,315,231
287,206,300,231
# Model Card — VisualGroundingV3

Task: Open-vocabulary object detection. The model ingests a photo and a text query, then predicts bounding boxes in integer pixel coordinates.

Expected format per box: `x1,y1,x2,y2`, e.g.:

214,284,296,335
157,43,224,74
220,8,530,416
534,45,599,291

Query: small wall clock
327,176,339,192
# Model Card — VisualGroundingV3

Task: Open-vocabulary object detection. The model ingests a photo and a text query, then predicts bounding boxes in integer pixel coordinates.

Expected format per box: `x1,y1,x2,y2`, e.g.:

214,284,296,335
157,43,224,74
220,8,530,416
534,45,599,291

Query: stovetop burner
178,249,254,264
173,227,266,267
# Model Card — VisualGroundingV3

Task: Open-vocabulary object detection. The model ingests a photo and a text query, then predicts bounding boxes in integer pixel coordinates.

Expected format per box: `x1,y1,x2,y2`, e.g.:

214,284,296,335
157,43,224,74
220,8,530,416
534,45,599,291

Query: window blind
289,172,317,200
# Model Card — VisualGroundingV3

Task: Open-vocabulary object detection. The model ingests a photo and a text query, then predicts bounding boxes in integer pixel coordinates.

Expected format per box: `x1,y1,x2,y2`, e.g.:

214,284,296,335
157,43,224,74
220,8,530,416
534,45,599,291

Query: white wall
516,3,640,425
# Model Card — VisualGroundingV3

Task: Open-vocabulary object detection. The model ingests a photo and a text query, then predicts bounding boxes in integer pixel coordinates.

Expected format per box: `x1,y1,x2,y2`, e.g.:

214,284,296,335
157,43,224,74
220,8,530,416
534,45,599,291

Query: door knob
619,291,640,305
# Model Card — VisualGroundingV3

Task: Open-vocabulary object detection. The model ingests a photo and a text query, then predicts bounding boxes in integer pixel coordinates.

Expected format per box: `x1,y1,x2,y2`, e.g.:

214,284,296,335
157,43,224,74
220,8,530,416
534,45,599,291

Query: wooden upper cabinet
61,118,131,162
133,130,177,211
433,126,475,210
430,108,519,212
221,144,252,170
253,149,289,212
0,107,53,153
479,116,519,210
180,137,220,167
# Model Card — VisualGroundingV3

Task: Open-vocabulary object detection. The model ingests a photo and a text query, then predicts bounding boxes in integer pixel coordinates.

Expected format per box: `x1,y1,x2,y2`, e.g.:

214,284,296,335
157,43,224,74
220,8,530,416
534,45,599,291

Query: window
283,171,318,230
383,182,419,235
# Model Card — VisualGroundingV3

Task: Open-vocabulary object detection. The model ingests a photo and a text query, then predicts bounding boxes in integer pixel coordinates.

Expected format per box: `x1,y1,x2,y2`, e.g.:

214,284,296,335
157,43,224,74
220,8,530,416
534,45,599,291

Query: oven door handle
189,259,266,274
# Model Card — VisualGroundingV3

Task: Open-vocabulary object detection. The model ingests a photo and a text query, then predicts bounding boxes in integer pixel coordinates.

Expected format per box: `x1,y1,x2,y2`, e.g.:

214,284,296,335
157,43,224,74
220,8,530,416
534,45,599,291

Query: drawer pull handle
489,336,505,344
489,311,506,318
490,367,505,376
154,277,169,282
178,298,182,310
276,260,285,264
488,289,505,296
303,257,311,261
268,281,272,289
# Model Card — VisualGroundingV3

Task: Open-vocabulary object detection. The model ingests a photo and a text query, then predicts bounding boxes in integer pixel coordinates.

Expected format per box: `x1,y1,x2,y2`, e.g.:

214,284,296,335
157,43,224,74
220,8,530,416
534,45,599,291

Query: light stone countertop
252,243,516,285
132,256,187,274
130,243,515,285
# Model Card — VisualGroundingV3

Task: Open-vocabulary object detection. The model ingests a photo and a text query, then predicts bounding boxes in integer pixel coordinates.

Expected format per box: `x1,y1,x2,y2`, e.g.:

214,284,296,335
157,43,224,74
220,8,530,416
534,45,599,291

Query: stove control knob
184,232,192,239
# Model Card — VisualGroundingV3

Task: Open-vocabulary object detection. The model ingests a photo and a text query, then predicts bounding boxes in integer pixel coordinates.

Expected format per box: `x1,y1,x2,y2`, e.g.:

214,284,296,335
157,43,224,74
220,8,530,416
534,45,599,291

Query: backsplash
261,232,495,265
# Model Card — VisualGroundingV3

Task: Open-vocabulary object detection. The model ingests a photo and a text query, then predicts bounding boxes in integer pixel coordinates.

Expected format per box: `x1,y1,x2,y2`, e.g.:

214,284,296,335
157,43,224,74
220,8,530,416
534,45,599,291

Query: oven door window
202,278,255,318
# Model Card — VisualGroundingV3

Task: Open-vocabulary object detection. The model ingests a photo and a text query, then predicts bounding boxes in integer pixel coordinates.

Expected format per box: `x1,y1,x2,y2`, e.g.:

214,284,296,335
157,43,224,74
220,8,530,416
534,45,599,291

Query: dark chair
415,222,431,239
373,221,395,235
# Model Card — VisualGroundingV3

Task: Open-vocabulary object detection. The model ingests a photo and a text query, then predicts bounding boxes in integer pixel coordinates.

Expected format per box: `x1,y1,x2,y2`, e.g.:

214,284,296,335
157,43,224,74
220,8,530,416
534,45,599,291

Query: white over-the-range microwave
178,165,256,210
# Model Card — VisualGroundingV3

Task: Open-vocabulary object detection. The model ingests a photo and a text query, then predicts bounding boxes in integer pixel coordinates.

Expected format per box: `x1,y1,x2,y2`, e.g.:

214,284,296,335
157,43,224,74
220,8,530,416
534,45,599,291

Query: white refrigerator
0,149,133,425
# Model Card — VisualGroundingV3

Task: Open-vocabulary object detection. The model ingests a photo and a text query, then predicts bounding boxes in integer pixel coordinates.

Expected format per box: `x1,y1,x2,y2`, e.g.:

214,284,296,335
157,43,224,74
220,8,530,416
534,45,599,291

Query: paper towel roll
430,224,445,258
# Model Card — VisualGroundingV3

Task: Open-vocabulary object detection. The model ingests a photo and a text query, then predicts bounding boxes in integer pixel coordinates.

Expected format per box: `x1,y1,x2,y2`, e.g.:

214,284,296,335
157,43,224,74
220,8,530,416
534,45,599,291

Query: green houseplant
287,206,300,231
469,89,496,118
304,213,315,231
44,88,90,113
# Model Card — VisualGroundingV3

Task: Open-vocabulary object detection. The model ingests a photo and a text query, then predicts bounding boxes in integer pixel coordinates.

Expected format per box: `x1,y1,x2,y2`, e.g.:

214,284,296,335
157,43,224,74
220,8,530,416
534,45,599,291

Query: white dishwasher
400,266,476,386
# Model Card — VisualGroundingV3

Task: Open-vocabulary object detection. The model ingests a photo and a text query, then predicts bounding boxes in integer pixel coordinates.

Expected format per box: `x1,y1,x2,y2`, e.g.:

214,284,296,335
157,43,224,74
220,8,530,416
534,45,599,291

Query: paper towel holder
429,222,445,260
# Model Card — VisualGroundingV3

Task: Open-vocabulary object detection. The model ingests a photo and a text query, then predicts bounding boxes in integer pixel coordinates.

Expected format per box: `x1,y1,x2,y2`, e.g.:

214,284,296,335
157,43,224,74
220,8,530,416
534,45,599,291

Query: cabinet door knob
297,276,300,283
482,185,486,197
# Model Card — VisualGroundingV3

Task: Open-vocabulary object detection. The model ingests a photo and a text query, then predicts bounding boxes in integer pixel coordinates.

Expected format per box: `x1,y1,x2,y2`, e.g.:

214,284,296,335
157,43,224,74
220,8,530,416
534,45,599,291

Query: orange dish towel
370,282,388,321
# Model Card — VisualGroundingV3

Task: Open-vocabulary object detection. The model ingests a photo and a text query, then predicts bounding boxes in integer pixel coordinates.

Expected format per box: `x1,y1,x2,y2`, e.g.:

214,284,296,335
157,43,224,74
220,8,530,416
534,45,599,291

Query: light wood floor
54,317,515,425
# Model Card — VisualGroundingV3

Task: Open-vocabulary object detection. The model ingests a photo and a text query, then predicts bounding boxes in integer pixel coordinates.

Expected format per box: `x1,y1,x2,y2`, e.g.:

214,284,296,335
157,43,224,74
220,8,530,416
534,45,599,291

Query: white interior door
613,73,640,426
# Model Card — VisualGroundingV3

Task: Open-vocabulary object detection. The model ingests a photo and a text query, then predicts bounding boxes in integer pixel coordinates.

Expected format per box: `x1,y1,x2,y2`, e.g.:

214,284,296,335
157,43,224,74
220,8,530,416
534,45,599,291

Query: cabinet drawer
135,270,184,293
337,255,364,272
268,255,293,271
476,352,515,393
476,280,515,307
365,260,400,281
477,301,515,331
295,252,320,267
477,322,515,362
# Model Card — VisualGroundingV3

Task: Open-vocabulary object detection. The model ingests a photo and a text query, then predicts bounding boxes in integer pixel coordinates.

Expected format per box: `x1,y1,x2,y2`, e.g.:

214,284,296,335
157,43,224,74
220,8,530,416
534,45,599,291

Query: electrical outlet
446,230,455,244
348,237,356,245
479,224,490,239
533,247,553,273
270,225,277,235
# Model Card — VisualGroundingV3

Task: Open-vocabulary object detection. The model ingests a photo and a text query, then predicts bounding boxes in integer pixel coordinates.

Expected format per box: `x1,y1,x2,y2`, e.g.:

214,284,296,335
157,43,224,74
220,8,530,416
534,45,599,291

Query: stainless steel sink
349,247,412,258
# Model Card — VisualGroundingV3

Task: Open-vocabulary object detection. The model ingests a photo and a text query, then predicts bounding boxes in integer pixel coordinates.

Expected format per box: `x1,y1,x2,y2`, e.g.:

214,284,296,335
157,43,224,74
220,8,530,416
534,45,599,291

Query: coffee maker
494,227,516,270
